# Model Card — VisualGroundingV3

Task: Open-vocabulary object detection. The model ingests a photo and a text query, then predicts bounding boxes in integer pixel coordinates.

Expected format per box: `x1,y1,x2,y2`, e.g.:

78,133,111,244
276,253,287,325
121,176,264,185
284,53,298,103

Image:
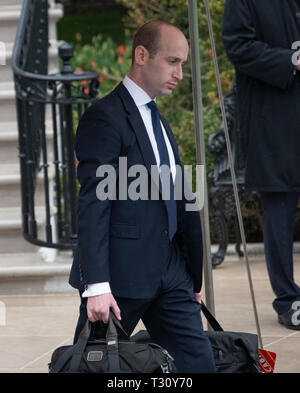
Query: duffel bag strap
109,311,129,337
49,345,76,373
69,320,91,371
50,320,91,373
201,302,224,332
52,313,126,373
106,312,121,372
71,312,126,372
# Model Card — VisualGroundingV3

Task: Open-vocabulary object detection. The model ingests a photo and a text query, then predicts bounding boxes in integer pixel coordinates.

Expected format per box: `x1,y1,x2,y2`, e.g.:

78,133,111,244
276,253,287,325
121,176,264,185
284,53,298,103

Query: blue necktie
147,100,177,240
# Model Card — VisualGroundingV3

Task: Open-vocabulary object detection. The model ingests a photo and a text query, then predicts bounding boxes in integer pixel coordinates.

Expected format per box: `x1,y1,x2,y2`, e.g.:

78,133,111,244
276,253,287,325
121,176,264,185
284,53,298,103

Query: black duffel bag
48,312,176,373
126,304,261,373
201,303,261,373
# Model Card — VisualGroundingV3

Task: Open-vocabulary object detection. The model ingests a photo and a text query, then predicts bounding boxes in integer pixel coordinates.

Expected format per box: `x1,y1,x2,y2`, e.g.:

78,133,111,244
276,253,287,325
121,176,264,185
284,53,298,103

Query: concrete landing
0,253,299,373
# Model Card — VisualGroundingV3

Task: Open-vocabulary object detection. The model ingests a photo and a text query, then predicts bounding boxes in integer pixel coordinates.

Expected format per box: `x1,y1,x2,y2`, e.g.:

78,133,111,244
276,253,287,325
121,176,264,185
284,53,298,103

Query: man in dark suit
69,20,216,372
223,0,300,329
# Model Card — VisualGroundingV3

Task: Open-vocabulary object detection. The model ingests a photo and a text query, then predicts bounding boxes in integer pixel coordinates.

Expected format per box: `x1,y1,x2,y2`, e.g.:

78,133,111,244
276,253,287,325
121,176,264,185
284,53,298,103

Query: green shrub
71,34,131,97
57,11,126,47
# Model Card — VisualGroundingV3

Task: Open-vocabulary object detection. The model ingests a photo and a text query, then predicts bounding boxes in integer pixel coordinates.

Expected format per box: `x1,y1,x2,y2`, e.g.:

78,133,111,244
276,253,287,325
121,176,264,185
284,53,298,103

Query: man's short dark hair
131,20,179,63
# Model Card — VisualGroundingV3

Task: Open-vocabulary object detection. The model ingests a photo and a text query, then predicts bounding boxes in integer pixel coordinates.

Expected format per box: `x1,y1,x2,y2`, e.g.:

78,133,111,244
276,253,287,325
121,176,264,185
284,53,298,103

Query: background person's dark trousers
260,192,300,315
73,241,216,373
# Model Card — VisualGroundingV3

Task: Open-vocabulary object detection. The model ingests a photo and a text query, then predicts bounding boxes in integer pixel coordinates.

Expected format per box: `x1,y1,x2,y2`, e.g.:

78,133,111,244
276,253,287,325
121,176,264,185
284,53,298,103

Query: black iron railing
207,86,256,267
11,0,99,249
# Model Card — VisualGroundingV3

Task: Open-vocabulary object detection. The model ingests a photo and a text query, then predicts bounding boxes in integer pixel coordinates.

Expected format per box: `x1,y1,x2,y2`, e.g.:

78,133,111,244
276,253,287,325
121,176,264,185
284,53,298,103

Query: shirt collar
122,75,155,107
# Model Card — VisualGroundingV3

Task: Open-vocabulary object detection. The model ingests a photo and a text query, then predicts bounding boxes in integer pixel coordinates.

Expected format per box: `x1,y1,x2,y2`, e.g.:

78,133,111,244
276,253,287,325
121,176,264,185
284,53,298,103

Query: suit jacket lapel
115,82,182,200
115,83,161,191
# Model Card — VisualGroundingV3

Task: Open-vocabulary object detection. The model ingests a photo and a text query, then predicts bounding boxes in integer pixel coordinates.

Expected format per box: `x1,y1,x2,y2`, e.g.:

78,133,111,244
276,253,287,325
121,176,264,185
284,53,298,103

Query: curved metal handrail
11,0,96,82
12,0,99,250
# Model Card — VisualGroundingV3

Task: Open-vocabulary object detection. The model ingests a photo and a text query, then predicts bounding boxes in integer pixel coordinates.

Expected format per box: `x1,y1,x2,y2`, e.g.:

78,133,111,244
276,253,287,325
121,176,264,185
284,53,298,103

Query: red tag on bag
258,349,277,373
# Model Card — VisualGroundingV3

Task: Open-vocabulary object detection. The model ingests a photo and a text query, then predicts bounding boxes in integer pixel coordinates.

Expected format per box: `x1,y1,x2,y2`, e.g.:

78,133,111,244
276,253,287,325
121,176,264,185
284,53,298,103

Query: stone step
0,250,74,295
0,0,24,6
0,82,16,122
1,40,60,83
0,207,38,253
0,163,55,208
0,206,56,253
0,5,23,12
0,5,63,43
0,82,53,123
0,121,54,164
0,119,54,134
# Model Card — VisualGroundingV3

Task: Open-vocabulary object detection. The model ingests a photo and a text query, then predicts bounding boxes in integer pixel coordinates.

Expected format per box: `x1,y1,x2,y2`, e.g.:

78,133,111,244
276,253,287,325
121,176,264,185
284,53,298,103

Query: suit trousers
73,240,216,373
260,192,300,314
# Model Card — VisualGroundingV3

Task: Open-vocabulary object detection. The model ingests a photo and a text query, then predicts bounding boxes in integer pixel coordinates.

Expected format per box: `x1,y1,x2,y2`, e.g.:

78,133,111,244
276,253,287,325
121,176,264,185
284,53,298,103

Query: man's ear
134,45,148,66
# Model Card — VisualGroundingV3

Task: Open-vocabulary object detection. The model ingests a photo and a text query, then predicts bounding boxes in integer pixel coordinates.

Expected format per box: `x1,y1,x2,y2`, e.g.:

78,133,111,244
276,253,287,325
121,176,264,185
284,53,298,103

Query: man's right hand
87,293,121,323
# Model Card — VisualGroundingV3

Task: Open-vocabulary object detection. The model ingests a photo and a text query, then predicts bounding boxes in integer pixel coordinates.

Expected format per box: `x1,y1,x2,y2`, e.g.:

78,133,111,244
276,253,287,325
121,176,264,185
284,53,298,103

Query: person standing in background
223,0,300,329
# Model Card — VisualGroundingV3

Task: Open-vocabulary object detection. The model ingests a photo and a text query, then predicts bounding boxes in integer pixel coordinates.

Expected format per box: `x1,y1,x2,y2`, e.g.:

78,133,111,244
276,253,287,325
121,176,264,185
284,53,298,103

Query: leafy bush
71,34,131,97
57,11,126,47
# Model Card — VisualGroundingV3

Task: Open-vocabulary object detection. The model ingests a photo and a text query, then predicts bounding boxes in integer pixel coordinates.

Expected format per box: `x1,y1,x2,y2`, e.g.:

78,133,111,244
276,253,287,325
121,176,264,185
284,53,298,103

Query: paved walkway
0,253,299,373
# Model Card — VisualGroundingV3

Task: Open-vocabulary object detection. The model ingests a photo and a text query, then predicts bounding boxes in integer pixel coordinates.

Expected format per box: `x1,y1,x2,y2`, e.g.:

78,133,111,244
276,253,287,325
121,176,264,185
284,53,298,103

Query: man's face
140,26,189,98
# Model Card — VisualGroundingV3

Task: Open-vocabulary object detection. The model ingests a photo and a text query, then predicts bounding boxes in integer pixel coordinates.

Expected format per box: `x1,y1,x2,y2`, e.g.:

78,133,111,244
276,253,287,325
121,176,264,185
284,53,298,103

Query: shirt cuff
82,282,111,298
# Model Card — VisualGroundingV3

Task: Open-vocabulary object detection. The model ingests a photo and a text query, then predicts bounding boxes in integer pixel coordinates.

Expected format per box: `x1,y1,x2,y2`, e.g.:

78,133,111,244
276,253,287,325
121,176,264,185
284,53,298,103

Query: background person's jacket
223,0,300,192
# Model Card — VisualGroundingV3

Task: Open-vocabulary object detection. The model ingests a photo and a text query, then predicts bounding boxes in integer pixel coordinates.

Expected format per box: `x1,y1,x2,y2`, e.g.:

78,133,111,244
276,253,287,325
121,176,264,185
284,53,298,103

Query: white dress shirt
82,75,176,298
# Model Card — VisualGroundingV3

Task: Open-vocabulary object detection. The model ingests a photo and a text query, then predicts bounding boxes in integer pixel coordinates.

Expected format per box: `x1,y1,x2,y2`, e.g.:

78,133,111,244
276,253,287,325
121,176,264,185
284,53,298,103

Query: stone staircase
0,0,75,295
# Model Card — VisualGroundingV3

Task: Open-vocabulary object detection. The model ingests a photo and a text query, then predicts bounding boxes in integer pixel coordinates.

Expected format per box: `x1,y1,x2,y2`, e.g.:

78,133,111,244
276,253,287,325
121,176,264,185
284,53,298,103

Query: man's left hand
194,292,202,303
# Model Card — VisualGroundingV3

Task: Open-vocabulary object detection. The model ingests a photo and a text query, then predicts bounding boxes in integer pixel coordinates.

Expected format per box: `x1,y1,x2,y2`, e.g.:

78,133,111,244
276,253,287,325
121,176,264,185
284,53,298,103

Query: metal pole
188,0,215,317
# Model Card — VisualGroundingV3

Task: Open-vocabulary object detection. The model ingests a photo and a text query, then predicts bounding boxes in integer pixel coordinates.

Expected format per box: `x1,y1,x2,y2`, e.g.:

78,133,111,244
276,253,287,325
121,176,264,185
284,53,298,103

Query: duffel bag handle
69,311,126,372
105,312,123,372
49,321,92,373
201,302,224,332
107,311,128,338
50,311,127,373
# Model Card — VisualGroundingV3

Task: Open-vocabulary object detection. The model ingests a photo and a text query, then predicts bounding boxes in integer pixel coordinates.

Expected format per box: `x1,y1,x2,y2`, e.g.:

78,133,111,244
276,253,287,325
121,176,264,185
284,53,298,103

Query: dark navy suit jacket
69,82,204,298
223,0,300,191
